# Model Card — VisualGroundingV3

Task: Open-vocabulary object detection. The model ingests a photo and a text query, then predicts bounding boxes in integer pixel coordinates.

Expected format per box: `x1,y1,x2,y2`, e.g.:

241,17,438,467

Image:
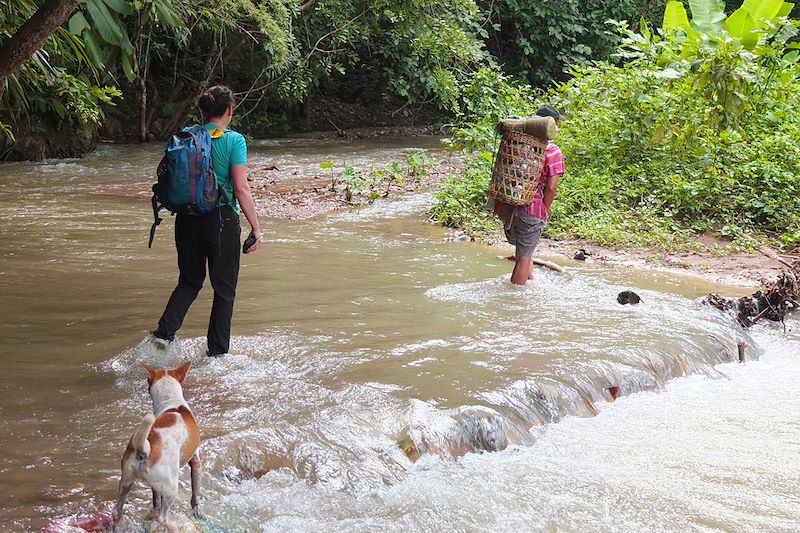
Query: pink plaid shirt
522,142,565,221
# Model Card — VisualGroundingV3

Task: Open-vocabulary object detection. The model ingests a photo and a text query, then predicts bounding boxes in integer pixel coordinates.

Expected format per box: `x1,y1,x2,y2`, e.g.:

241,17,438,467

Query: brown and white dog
113,362,201,526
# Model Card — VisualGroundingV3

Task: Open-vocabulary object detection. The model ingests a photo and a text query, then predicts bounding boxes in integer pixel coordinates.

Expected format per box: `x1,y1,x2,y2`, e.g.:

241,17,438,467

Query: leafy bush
430,156,502,238
549,12,800,249
432,2,800,251
0,0,123,140
431,68,536,238
486,0,668,86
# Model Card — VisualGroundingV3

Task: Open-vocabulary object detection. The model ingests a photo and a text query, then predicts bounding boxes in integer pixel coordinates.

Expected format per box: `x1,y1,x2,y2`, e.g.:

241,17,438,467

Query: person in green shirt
152,85,263,356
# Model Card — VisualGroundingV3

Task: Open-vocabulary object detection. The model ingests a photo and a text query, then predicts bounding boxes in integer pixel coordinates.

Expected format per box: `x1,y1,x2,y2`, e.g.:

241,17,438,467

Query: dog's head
141,361,191,402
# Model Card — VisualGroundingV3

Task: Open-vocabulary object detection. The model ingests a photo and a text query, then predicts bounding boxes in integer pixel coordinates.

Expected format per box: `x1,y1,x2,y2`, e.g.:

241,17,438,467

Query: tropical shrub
432,0,800,250
431,68,537,238
1,0,490,145
550,1,800,249
484,0,669,87
0,0,126,141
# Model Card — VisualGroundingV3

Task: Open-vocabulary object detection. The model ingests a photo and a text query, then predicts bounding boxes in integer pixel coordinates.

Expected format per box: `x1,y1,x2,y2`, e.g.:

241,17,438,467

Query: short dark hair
535,105,566,121
198,85,236,122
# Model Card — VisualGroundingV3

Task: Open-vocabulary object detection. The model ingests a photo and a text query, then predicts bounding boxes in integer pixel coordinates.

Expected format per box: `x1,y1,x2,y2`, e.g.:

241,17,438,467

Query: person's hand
243,230,263,254
248,231,263,253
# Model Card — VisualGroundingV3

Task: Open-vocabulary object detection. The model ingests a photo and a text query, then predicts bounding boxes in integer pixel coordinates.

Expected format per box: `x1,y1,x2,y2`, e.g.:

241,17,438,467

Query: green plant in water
320,161,335,191
339,163,372,203
384,161,404,197
405,149,435,184
324,153,437,205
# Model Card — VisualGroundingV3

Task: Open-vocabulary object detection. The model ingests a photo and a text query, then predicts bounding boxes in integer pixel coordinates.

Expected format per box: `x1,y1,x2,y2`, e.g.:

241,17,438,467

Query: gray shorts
497,204,545,258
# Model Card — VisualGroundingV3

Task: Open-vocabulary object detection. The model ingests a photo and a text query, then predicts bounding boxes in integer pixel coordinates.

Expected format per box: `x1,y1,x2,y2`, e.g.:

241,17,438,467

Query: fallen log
532,258,565,273
501,255,565,273
704,260,800,327
759,245,793,268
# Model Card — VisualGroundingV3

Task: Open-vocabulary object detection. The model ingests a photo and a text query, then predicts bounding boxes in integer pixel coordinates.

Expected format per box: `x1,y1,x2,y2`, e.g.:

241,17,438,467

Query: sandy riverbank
502,236,793,291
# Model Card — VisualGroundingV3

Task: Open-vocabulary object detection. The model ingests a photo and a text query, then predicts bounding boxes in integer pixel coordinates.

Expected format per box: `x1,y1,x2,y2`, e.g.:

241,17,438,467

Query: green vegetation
0,0,127,140
322,149,435,204
1,0,668,154
4,0,800,252
430,68,535,237
485,0,667,86
432,0,800,251
1,0,491,148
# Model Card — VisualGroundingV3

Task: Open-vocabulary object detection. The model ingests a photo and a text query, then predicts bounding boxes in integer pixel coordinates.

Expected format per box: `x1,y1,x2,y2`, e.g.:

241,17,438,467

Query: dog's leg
112,476,134,524
145,489,161,521
158,485,177,523
189,452,202,517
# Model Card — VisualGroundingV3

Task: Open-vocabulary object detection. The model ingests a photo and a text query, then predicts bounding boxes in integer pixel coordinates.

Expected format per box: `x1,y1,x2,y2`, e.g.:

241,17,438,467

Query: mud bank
525,237,791,290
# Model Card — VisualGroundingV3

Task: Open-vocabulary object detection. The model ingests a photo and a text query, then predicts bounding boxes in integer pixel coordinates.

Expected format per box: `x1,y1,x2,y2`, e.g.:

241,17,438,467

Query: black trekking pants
154,206,241,355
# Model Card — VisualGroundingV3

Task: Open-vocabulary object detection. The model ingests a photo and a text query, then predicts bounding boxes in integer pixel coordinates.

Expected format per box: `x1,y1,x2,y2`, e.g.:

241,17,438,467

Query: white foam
203,325,800,532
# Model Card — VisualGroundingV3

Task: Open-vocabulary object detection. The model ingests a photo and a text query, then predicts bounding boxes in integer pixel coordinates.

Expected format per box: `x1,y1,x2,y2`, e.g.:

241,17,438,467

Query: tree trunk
138,76,148,141
0,0,78,102
133,18,153,142
302,95,311,131
158,34,245,139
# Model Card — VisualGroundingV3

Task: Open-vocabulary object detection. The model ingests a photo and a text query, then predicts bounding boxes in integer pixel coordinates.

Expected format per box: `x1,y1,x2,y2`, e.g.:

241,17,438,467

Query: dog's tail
132,413,156,462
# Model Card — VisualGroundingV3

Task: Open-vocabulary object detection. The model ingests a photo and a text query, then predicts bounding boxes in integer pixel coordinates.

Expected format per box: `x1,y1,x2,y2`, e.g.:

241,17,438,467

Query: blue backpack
148,125,228,247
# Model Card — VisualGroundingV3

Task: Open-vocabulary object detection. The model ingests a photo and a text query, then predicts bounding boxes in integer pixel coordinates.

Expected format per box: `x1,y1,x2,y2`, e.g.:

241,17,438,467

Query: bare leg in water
510,255,533,285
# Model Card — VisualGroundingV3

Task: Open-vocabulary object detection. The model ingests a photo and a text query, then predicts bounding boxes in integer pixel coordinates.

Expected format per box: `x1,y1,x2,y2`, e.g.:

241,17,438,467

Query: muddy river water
0,138,798,532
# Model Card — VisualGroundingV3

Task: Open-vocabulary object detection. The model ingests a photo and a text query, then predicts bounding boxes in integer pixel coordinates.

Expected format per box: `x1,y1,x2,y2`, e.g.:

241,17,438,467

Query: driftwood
502,255,565,272
704,261,800,327
532,258,565,272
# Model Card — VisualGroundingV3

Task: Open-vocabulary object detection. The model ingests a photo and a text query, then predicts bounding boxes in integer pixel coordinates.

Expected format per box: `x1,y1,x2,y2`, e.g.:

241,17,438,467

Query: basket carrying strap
495,201,518,231
505,208,515,231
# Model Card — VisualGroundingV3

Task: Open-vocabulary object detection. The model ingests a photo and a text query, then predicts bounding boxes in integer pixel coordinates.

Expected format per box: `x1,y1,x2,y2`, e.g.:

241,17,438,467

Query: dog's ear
170,361,192,383
142,363,161,386
141,363,157,379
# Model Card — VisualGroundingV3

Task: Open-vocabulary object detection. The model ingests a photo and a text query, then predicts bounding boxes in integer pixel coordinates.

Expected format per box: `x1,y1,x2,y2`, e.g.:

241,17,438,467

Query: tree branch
299,0,317,13
0,0,78,102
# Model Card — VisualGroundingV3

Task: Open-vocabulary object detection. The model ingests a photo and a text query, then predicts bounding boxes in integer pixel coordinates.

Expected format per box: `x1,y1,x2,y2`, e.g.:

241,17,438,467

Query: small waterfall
399,271,759,458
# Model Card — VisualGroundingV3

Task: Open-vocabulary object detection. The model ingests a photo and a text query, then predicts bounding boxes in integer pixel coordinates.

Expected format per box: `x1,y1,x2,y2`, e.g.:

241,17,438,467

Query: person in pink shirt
495,105,566,285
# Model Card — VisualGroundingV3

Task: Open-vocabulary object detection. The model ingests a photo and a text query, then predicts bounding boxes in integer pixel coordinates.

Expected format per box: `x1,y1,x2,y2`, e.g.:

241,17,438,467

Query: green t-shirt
203,123,247,213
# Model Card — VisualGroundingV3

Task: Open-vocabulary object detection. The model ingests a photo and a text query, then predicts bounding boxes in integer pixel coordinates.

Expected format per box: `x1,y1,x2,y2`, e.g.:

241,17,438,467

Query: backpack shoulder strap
202,126,232,199
148,155,167,248
148,194,163,249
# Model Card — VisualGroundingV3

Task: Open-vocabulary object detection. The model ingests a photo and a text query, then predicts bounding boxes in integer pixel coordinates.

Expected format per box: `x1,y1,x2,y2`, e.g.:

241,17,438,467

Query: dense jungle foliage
431,0,800,251
0,0,666,149
3,0,800,250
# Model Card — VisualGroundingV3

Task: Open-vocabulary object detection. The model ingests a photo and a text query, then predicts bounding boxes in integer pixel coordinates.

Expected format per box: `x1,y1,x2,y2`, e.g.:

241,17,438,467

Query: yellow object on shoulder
208,127,224,139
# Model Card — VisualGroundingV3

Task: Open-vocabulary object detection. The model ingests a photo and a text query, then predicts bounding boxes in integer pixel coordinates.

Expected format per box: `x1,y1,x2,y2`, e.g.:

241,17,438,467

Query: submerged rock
573,248,592,261
617,290,643,305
